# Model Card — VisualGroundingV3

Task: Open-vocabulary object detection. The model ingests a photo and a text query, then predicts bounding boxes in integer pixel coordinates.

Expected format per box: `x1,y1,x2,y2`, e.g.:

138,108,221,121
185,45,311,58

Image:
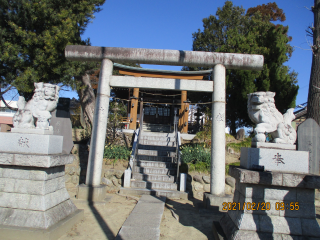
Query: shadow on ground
161,196,226,240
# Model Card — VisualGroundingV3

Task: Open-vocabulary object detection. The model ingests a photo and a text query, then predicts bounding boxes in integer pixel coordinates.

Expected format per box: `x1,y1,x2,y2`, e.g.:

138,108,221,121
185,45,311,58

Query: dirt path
59,194,137,240
60,187,320,240
59,188,225,240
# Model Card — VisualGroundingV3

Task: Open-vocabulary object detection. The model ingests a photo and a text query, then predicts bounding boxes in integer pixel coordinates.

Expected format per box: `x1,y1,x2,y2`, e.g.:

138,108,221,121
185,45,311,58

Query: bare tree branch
293,46,312,51
0,85,14,95
304,6,313,11
0,95,18,111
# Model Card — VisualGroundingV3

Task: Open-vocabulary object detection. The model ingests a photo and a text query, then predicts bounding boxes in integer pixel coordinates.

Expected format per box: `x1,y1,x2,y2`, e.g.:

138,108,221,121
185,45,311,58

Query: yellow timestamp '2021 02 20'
222,202,300,211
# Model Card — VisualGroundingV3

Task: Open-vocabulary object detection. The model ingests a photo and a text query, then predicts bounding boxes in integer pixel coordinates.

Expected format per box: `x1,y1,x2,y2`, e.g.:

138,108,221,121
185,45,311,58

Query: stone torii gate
65,45,263,201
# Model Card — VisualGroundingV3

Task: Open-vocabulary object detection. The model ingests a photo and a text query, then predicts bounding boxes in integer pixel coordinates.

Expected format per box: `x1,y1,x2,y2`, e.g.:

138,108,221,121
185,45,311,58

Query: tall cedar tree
0,0,105,101
307,0,320,125
185,1,298,135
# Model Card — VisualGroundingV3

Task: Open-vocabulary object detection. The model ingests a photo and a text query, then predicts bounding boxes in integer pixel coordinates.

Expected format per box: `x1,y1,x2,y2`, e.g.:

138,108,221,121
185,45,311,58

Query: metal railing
174,109,181,184
138,108,144,143
129,108,144,180
129,128,139,178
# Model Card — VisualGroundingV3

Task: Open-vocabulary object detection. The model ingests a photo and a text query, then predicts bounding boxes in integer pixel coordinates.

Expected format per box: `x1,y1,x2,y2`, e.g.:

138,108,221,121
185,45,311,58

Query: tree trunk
307,0,320,125
230,114,237,136
76,73,96,130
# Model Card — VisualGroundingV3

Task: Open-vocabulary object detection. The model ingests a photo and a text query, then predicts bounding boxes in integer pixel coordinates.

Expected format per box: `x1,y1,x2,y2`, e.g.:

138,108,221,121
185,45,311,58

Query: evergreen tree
185,1,298,135
0,0,105,100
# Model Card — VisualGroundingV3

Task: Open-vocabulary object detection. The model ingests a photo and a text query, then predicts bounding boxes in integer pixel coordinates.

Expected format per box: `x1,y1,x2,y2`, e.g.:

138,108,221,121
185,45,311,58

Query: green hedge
104,145,131,161
180,143,242,173
180,144,211,172
226,137,251,152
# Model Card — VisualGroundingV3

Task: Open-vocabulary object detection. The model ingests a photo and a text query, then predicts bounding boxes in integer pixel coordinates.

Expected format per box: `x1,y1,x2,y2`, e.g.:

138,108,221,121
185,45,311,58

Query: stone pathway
116,195,166,240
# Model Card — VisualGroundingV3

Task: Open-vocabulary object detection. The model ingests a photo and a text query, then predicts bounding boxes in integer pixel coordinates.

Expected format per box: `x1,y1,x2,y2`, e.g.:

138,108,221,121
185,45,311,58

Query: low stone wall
187,173,236,199
65,144,87,186
66,129,133,188
101,169,125,193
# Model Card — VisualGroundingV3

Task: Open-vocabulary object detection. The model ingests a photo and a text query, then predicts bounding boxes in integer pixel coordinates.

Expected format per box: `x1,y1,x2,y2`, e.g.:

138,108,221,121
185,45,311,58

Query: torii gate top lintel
65,45,264,70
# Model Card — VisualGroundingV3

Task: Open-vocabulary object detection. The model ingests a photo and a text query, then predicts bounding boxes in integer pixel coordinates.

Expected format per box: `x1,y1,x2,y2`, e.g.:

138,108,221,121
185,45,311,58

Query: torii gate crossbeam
65,45,263,198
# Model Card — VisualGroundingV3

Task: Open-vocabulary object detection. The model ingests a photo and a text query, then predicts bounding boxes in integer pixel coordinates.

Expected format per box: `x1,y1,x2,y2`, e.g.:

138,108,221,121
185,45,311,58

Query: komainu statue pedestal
0,133,83,240
219,166,320,239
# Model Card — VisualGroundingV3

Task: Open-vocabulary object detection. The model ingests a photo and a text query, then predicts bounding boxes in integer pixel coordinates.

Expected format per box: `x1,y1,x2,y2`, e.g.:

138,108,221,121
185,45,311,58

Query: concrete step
138,144,176,151
137,155,174,162
142,124,171,133
140,136,176,142
119,187,188,200
136,160,176,168
139,139,176,147
131,180,177,190
138,149,176,157
141,132,175,138
134,166,176,175
132,173,175,183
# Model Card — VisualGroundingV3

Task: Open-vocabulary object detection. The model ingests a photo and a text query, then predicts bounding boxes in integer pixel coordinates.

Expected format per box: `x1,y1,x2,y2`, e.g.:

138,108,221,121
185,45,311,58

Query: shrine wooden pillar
129,88,139,130
179,90,188,133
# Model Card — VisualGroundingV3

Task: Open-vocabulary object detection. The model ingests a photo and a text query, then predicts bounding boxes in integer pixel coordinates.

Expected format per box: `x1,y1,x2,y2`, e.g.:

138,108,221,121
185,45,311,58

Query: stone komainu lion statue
247,91,296,144
13,82,60,130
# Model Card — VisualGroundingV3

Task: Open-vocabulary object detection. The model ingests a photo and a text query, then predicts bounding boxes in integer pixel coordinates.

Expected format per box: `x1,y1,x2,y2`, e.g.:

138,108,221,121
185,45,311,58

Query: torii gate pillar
211,64,226,195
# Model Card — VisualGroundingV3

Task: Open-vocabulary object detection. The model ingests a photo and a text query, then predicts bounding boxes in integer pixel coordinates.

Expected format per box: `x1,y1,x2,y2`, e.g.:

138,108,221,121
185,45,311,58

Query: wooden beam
118,70,204,80
129,88,139,130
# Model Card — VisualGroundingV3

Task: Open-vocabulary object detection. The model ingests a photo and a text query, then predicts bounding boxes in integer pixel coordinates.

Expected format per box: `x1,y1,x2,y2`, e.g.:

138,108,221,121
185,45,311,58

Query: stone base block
203,192,233,212
0,209,84,240
0,161,82,230
11,128,53,135
229,166,320,189
0,153,73,168
0,176,65,195
240,147,308,173
220,213,320,239
251,142,296,150
76,184,107,202
0,132,62,154
0,199,77,229
0,152,82,239
0,165,65,181
221,167,320,238
0,187,70,211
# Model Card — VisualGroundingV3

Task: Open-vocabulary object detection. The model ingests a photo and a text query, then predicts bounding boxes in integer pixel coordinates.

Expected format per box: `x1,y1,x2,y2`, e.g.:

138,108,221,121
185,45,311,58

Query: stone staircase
120,131,187,199
142,123,171,132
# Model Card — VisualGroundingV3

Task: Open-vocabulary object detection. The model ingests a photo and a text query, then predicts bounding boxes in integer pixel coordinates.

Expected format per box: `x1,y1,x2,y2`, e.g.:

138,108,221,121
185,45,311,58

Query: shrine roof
113,63,212,78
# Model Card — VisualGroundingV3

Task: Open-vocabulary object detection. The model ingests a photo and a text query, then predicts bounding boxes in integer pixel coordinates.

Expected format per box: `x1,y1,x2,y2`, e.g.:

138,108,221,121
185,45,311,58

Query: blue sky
4,0,314,107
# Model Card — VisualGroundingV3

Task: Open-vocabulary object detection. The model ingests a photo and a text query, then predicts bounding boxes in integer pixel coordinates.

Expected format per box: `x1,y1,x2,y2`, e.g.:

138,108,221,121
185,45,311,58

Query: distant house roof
0,100,17,108
294,107,307,119
294,102,308,120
